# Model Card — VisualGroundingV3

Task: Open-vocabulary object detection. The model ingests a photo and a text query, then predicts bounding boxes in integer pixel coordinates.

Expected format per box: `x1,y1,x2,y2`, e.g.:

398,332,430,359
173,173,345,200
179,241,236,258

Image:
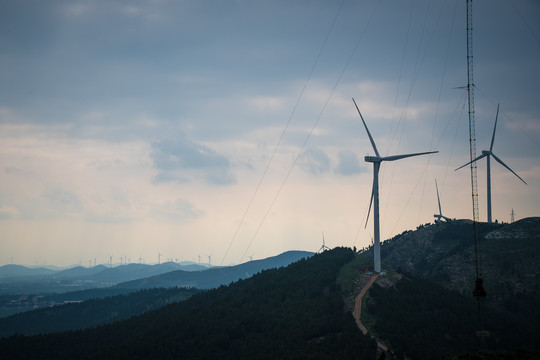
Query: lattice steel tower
467,0,486,300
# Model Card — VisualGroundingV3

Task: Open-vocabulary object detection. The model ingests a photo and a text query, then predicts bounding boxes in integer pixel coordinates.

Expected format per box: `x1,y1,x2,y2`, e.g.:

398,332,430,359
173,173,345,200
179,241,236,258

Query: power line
219,0,347,266
241,0,383,263
475,85,540,149
508,0,540,47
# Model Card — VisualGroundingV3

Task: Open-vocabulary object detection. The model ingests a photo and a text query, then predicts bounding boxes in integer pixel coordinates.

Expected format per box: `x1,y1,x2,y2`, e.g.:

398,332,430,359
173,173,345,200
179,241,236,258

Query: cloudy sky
1,0,539,267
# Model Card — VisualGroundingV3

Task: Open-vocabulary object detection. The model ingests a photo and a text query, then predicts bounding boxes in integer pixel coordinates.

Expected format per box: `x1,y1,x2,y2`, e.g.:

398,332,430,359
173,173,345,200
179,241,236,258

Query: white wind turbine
317,232,330,253
353,98,438,273
455,104,526,223
433,179,451,223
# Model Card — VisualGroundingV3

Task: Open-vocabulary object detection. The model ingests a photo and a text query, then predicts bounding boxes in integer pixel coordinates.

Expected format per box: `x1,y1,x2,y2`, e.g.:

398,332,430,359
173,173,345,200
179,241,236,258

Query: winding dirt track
353,274,378,335
352,274,388,352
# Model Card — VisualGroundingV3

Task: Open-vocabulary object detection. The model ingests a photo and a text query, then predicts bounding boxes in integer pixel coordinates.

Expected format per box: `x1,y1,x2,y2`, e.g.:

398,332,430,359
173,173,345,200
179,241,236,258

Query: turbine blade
454,153,487,171
365,178,375,228
491,153,527,185
490,103,500,152
435,179,442,215
352,98,380,158
381,150,438,162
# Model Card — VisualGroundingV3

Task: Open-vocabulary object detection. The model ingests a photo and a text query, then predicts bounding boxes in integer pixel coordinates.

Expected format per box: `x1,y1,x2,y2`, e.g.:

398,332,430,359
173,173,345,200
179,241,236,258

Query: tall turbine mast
466,0,486,300
353,98,437,273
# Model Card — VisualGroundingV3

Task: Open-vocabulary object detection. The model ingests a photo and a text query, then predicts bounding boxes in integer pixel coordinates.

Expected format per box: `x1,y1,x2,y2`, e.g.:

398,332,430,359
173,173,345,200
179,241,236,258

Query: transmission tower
510,208,515,223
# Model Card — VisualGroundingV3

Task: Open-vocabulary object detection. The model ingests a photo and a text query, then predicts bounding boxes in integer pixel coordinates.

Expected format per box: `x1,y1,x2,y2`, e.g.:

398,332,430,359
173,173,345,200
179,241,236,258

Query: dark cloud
334,151,365,176
299,148,330,175
150,136,235,185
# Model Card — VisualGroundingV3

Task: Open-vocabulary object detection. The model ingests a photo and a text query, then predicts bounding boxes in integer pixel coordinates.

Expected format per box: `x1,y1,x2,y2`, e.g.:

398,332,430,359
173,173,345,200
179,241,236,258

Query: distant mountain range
0,261,207,281
0,261,209,295
0,250,314,317
0,265,57,279
114,250,314,290
0,250,315,337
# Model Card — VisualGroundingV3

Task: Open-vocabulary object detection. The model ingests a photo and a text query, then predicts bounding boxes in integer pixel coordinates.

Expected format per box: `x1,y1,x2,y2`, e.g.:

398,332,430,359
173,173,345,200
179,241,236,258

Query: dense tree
0,248,377,359
364,275,540,359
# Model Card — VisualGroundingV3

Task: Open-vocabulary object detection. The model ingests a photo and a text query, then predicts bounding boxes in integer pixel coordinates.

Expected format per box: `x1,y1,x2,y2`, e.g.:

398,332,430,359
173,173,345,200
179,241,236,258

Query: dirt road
352,274,388,352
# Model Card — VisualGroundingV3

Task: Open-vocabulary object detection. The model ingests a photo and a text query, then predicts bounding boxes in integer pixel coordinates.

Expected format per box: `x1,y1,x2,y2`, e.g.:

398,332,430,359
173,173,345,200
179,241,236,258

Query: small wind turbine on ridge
353,98,438,273
434,178,451,223
455,104,526,223
318,232,330,253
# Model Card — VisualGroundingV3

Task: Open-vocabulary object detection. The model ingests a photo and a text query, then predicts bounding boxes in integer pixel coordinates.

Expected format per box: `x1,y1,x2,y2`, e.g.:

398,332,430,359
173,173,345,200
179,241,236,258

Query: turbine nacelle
481,150,491,156
365,156,380,163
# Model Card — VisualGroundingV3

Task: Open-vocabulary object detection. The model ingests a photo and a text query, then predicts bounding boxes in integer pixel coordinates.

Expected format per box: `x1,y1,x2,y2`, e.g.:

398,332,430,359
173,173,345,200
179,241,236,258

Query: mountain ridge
114,250,314,290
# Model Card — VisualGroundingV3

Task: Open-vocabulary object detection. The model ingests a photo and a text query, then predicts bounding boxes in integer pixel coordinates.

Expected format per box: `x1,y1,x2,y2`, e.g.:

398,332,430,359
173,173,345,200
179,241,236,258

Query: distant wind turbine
353,98,438,273
455,104,526,223
318,232,330,253
433,179,451,223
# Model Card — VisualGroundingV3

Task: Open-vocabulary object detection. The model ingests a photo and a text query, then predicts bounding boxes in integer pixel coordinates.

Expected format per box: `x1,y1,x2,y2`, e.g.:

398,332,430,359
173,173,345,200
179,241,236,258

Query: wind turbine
353,98,438,273
318,232,330,253
455,104,526,223
433,179,451,223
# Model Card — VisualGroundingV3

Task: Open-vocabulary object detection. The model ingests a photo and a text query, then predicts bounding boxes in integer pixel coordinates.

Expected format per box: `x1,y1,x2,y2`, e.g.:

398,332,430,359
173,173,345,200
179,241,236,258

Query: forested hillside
362,273,539,359
352,218,540,359
378,218,540,313
0,248,377,359
0,287,199,337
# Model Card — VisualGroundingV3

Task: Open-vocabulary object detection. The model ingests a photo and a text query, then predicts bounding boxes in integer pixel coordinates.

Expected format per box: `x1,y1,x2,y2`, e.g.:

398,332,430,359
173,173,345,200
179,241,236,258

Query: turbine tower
434,179,451,223
353,98,438,273
455,104,526,223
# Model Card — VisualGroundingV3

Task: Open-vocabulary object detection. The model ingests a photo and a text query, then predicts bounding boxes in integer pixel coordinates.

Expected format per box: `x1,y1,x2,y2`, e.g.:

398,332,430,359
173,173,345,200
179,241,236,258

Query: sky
1,0,539,267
